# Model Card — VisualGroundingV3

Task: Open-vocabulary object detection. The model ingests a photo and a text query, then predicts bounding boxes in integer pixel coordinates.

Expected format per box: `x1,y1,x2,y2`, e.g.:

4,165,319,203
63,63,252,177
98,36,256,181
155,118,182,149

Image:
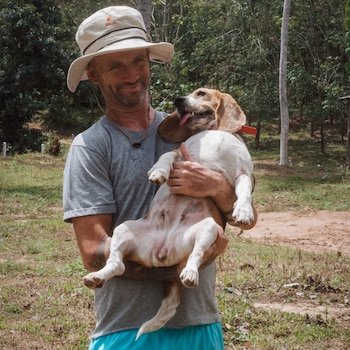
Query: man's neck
105,103,155,131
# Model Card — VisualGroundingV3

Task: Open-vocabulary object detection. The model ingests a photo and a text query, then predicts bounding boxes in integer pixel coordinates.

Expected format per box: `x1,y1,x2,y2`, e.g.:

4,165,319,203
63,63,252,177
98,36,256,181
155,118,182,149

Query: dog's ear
157,111,195,143
215,92,246,133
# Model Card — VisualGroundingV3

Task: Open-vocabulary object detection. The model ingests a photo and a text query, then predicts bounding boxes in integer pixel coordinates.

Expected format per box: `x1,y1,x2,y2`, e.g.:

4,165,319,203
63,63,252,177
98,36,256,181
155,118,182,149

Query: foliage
0,0,349,153
0,0,66,152
288,1,348,125
345,0,350,73
152,0,348,134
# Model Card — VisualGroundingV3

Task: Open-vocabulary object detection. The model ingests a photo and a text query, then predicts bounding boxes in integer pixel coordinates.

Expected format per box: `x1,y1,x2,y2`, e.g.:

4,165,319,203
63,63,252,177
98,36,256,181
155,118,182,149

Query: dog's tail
135,281,182,340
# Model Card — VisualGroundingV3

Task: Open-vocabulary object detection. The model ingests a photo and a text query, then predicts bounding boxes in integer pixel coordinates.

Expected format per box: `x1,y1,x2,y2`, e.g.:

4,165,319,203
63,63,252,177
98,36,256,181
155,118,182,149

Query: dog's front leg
148,150,180,184
232,174,254,225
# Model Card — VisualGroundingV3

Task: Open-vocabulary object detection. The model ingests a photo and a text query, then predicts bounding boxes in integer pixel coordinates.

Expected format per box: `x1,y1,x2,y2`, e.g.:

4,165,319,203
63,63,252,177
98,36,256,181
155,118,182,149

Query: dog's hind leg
179,218,220,288
136,281,182,340
83,223,136,289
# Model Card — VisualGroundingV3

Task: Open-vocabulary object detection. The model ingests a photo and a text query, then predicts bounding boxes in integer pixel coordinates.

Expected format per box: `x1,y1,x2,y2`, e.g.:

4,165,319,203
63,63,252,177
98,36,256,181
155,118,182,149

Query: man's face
87,49,151,109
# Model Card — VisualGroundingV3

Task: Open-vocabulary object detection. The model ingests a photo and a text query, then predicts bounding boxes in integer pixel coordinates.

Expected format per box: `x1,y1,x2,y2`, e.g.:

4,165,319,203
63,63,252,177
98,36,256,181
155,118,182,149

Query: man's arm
72,214,179,281
72,214,112,271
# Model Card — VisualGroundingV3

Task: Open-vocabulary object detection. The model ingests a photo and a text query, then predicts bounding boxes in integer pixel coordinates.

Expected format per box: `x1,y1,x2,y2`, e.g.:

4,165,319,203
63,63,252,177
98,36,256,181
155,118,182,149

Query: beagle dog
83,88,257,340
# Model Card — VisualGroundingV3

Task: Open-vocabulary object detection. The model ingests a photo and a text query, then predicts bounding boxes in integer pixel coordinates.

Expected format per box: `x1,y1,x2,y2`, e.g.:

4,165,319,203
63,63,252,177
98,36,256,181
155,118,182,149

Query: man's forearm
87,235,110,271
211,171,236,214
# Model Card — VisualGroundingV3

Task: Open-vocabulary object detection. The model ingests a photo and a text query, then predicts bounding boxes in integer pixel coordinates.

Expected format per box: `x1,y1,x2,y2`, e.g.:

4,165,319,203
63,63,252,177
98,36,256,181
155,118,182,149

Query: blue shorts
89,323,224,350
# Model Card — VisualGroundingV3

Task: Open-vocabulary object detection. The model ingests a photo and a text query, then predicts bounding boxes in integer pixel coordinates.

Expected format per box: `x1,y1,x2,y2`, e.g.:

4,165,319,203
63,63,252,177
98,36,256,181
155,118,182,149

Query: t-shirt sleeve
63,137,116,222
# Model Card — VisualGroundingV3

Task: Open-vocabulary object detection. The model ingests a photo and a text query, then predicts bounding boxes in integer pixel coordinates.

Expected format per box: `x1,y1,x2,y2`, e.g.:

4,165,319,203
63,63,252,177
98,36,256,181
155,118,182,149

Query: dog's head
158,88,246,142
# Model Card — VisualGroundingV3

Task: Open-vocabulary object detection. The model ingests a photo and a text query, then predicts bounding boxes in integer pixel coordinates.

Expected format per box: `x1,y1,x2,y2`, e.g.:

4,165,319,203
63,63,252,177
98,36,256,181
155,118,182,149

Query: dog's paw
147,168,170,185
83,273,105,290
179,268,199,288
232,204,254,225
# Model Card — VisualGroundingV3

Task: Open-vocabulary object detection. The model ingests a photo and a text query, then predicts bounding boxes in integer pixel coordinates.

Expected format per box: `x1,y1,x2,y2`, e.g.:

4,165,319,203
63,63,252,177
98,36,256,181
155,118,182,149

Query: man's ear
86,64,99,84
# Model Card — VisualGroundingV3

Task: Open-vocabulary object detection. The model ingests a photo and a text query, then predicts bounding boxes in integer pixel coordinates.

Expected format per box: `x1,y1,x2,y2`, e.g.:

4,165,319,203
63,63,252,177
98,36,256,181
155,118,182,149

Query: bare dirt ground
243,210,350,257
235,210,350,325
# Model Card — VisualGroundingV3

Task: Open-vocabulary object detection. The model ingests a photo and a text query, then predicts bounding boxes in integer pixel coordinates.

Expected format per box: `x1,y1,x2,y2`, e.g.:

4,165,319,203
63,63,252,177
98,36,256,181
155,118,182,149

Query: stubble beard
115,77,150,108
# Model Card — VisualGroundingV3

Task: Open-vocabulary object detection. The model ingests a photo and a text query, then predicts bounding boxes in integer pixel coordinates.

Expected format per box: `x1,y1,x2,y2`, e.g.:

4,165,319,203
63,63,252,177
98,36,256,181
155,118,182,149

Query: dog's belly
134,229,191,267
131,185,214,267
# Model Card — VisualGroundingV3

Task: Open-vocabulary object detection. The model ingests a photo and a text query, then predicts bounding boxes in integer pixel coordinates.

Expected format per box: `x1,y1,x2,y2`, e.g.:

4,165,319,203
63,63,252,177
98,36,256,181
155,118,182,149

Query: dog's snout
174,96,187,108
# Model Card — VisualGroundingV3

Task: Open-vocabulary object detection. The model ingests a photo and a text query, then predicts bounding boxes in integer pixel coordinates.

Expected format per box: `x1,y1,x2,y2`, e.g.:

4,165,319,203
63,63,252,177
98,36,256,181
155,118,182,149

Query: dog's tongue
180,113,192,126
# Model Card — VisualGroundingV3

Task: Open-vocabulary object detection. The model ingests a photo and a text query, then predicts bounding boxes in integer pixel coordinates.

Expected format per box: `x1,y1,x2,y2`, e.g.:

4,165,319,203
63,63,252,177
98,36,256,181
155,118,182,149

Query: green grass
0,133,349,349
217,237,350,349
247,132,350,212
0,153,95,349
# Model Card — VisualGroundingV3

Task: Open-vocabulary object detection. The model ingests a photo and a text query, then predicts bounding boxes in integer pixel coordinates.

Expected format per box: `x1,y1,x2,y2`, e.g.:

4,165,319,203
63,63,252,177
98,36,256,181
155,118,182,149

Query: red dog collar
241,125,258,135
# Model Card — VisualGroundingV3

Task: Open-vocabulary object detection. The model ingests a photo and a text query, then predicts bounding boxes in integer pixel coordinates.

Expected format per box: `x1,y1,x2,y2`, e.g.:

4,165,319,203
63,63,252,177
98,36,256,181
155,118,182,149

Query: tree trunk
320,119,325,154
346,101,350,173
255,121,261,149
279,0,292,166
347,114,350,173
138,0,153,34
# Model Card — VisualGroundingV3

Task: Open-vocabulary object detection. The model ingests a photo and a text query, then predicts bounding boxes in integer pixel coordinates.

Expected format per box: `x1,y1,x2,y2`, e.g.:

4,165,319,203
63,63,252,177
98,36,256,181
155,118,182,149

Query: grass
217,237,350,349
0,153,95,349
0,132,349,349
247,132,350,212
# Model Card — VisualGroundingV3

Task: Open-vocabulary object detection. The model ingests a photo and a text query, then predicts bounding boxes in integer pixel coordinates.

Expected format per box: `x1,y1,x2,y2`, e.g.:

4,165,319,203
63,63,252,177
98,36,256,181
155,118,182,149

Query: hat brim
67,39,174,92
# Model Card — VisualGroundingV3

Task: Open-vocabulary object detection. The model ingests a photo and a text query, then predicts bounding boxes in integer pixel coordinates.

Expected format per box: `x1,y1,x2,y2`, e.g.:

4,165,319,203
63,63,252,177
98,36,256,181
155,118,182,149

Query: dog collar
211,123,257,135
240,125,257,135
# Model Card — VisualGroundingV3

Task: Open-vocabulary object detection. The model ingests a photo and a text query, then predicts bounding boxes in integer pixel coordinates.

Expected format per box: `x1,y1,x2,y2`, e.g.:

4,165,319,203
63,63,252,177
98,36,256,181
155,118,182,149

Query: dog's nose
174,96,187,108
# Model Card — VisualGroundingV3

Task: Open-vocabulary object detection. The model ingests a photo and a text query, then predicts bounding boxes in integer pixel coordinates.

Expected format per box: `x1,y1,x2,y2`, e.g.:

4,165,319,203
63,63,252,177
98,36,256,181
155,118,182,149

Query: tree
0,0,68,152
287,0,348,151
279,0,292,165
138,0,153,33
343,0,350,173
1,0,348,153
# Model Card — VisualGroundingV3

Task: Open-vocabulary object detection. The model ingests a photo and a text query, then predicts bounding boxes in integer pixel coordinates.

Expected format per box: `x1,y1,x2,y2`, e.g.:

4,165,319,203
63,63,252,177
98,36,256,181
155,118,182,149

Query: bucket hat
67,6,174,92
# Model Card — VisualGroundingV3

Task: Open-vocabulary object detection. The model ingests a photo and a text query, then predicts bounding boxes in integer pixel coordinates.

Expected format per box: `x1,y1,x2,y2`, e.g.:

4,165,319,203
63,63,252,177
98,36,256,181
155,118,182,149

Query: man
63,6,235,350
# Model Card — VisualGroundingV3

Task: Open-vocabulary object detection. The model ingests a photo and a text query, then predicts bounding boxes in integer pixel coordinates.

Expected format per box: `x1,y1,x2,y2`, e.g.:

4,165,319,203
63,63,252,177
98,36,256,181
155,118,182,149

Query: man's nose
122,65,139,81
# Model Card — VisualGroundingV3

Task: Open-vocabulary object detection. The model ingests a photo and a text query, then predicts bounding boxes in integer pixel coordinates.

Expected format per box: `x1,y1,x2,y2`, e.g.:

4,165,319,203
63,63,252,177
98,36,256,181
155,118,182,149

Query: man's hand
167,142,236,213
167,142,226,197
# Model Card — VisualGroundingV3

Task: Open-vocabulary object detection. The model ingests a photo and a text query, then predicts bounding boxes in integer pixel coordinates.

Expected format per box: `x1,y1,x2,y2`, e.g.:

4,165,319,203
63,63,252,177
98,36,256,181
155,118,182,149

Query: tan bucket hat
67,6,174,92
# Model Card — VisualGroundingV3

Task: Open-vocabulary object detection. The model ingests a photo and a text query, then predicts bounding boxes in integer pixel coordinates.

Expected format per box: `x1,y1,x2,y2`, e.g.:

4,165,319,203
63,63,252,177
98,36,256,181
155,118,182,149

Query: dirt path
229,210,350,325
240,210,350,256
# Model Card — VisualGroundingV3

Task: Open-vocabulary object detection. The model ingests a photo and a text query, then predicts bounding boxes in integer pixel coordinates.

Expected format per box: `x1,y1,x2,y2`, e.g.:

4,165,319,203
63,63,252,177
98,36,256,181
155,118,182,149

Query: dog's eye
196,90,206,97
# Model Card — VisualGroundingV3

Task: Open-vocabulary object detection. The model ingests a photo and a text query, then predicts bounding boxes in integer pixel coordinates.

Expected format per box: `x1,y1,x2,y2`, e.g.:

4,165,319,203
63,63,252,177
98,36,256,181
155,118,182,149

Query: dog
83,88,257,340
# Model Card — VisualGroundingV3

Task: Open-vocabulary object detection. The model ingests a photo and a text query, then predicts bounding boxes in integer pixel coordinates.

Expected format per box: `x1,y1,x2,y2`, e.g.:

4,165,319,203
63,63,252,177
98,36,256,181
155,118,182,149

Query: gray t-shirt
63,112,220,338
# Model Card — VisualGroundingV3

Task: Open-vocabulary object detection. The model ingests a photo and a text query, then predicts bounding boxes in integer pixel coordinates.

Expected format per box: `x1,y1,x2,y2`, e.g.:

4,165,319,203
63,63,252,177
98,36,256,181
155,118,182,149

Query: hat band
93,36,148,55
83,27,148,55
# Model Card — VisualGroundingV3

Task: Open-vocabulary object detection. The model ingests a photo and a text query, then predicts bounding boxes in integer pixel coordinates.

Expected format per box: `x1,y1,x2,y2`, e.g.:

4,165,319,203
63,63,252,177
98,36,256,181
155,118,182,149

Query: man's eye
136,58,146,64
135,55,148,64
